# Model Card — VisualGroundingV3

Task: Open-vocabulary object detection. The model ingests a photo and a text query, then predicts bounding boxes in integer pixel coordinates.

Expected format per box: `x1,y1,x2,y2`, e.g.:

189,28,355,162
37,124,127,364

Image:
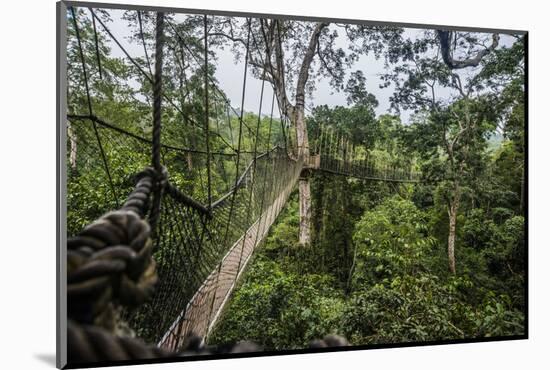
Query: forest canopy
66,6,526,354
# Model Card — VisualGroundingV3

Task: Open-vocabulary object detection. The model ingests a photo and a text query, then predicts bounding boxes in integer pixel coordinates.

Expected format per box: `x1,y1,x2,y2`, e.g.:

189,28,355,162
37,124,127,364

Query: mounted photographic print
56,1,527,368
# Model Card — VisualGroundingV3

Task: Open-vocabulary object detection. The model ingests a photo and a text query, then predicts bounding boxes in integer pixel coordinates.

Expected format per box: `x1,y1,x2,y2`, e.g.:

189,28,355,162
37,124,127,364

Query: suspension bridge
65,8,420,362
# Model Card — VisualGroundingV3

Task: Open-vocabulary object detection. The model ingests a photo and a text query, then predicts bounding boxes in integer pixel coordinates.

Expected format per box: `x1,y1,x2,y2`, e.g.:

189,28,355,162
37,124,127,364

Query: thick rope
68,319,349,365
67,169,159,331
68,320,172,364
66,11,412,360
68,9,305,359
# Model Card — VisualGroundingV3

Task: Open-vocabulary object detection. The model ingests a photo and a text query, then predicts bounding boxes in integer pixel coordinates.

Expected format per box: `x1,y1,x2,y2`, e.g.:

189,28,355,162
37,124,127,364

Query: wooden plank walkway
156,152,419,351
158,164,301,350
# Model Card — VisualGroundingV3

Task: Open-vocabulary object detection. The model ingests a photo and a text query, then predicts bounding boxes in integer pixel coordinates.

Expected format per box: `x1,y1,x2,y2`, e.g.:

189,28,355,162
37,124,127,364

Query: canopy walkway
308,129,420,183
65,7,420,357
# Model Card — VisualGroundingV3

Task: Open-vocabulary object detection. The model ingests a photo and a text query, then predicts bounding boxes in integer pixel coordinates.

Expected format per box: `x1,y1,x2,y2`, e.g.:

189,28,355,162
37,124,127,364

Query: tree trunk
295,108,309,158
299,177,312,246
295,104,313,246
312,175,325,246
269,21,327,246
447,188,460,274
68,122,77,172
186,152,193,170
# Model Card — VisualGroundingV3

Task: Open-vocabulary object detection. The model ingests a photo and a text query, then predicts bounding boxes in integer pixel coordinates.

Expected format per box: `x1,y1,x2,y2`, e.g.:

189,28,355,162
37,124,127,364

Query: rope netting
310,125,421,183
67,7,302,353
65,7,418,362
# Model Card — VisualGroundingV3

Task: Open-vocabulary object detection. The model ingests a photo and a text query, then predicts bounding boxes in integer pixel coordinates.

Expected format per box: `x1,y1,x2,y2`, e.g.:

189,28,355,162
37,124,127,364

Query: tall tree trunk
268,21,328,246
68,122,77,172
186,152,193,170
296,105,312,246
312,175,325,247
299,177,312,245
295,106,309,158
447,185,460,274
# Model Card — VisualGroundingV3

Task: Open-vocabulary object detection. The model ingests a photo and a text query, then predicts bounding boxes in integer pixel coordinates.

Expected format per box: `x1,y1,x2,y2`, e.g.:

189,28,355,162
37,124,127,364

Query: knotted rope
67,168,164,331
68,320,173,364
68,320,349,365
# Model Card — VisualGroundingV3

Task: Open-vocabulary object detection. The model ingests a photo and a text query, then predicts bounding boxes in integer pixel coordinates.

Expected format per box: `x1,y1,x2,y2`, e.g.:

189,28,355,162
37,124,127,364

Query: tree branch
438,31,499,70
317,41,339,80
295,22,329,109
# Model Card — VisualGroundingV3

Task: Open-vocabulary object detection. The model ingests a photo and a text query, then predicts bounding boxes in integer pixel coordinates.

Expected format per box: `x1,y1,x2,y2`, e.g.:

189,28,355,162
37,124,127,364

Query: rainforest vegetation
66,8,526,351
210,106,526,347
209,32,526,347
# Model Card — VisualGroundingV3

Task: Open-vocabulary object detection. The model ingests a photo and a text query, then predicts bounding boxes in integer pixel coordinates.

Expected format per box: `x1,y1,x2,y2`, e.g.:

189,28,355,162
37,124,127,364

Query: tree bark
295,100,312,246
186,152,193,170
294,23,327,246
299,177,312,246
437,31,499,70
312,175,325,246
262,21,328,246
68,122,78,172
447,185,460,274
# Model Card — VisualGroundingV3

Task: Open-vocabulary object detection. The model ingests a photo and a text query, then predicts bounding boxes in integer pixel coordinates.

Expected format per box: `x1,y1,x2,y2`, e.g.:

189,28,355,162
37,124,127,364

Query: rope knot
67,209,158,330
133,166,165,182
134,166,168,191
154,165,169,189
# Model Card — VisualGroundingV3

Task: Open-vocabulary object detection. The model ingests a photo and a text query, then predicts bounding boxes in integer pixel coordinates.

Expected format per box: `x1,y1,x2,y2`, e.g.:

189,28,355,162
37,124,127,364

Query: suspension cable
89,8,103,80
137,10,154,77
70,6,118,207
166,20,256,136
206,17,252,335
90,9,238,153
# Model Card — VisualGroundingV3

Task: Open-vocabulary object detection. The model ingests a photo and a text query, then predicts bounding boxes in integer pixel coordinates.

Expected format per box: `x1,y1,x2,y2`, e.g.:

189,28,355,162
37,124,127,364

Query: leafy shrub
462,208,498,250
350,196,437,289
209,257,345,350
341,274,478,344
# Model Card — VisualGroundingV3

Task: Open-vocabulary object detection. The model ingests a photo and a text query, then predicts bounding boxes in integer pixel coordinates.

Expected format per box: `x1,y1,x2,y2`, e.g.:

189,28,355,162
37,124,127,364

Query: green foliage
210,73,525,347
475,294,525,337
211,183,524,349
341,275,475,343
209,254,345,350
351,197,437,288
66,9,525,351
462,208,498,250
482,216,525,297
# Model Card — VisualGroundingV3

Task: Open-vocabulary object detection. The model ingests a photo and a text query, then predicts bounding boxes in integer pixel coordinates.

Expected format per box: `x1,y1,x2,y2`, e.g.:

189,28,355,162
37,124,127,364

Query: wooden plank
157,163,301,350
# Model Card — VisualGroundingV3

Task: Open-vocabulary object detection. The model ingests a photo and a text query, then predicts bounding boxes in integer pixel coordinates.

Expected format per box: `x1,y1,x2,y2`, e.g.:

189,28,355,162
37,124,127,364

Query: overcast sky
83,9,515,125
